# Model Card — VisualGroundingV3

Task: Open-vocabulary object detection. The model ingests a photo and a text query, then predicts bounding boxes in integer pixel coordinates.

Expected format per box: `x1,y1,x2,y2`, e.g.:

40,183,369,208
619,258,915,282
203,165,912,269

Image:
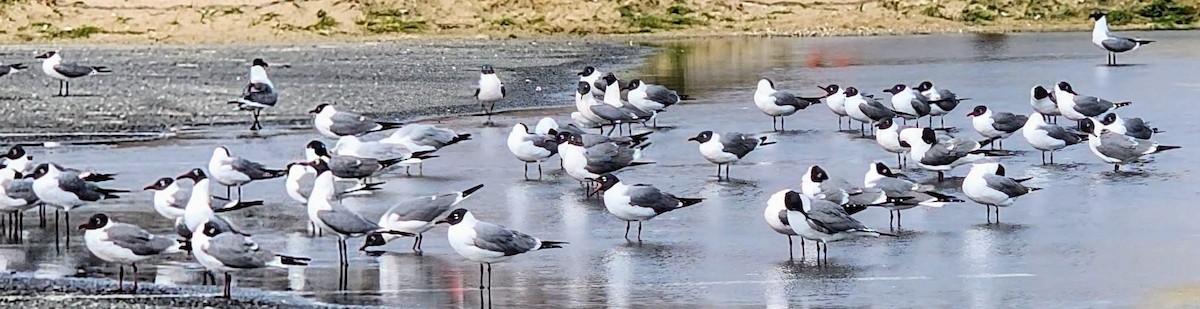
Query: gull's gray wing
386,193,458,222
5,179,38,204
931,89,960,110
646,85,680,106
872,177,918,197
472,221,539,256
241,83,277,107
991,112,1027,133
920,140,975,166
1123,118,1154,139
1095,132,1152,162
777,209,790,226
626,184,682,214
982,174,1033,198
329,111,380,136
205,233,272,269
53,63,97,78
231,158,281,180
1042,125,1084,145
909,95,931,116
862,99,896,120
584,143,635,174
590,104,636,122
106,223,177,256
771,91,808,108
57,173,105,202
400,125,457,148
847,187,887,206
317,209,380,235
1071,96,1116,117
524,135,559,154
328,156,383,178
719,133,760,159
1101,37,1138,52
805,200,868,234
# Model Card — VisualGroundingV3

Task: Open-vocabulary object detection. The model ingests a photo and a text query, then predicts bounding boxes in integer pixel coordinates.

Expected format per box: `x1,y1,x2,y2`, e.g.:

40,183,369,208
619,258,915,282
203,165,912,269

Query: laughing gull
963,162,1042,223
914,81,967,128
444,208,566,290
308,164,414,265
380,124,472,153
687,131,774,181
765,189,804,259
577,66,605,96
753,78,821,131
781,190,892,262
556,132,653,190
874,118,910,168
336,135,438,175
1080,119,1180,171
884,84,931,126
557,129,650,148
1090,11,1154,65
361,184,484,253
578,82,640,135
1053,81,1131,126
208,147,286,199
864,162,962,228
0,63,26,78
34,51,110,96
571,111,605,132
507,123,559,180
967,105,1028,150
174,169,257,239
310,140,436,181
227,59,277,131
800,165,886,208
0,169,39,232
1100,113,1160,139
626,79,681,127
475,64,505,119
310,104,404,138
2,145,32,175
80,214,184,293
191,221,310,299
1029,85,1059,123
534,117,559,136
144,176,263,222
844,87,899,137
819,84,851,130
284,161,381,236
602,77,654,124
29,163,126,243
899,127,990,181
1022,113,1087,164
593,174,703,241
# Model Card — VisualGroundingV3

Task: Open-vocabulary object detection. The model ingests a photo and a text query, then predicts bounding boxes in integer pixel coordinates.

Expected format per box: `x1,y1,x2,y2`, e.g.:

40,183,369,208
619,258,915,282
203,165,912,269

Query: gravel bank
0,275,333,308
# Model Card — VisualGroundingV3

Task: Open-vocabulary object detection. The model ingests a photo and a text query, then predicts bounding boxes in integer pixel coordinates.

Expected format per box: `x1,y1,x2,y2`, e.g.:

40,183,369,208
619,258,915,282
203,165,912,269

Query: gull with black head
688,131,775,181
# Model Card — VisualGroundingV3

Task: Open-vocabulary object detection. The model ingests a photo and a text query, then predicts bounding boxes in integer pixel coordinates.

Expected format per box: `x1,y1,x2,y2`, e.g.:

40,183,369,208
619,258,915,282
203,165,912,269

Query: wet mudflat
2,31,1200,307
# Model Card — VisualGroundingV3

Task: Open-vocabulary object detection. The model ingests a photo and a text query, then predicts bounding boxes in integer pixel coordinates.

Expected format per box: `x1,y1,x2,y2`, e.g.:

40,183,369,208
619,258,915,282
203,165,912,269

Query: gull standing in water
80,214,184,293
29,163,126,245
507,124,559,180
593,174,704,241
963,162,1042,223
444,208,566,290
765,189,803,259
753,78,821,131
899,128,990,181
884,84,931,127
874,118,910,168
864,161,963,229
626,79,682,127
915,81,967,129
361,184,484,253
1022,112,1087,164
307,162,413,265
844,87,898,137
782,191,893,262
207,147,286,200
967,105,1028,150
687,131,775,181
0,63,26,78
1099,113,1161,140
191,221,310,299
1090,11,1154,65
819,84,851,130
35,51,110,96
1029,85,1059,123
310,104,405,138
1079,119,1179,172
1053,81,1131,128
475,64,505,121
227,59,277,131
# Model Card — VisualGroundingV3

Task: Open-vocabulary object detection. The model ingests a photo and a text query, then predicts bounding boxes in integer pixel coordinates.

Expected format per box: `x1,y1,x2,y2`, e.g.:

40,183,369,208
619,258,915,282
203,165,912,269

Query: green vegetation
921,3,949,19
1107,9,1135,25
306,10,339,31
618,1,705,32
357,5,425,34
25,23,104,39
1136,0,1197,27
494,17,515,27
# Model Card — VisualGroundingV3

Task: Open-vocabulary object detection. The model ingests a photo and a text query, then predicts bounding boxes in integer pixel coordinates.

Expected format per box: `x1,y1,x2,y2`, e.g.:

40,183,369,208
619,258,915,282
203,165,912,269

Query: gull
507,123,559,180
191,221,310,299
578,82,640,135
284,161,381,236
593,174,703,241
571,111,605,133
556,132,653,193
173,169,258,240
602,76,654,131
819,84,851,130
1100,113,1161,140
144,176,263,222
556,128,651,148
765,190,804,259
444,208,566,290
309,104,405,138
80,214,183,293
475,64,505,120
226,59,277,131
0,63,26,78
362,184,484,253
1053,81,1131,127
29,163,126,244
1080,119,1179,172
884,84,931,126
753,78,821,131
2,145,32,175
963,162,1042,223
309,140,435,181
799,165,886,208
379,124,472,153
0,169,38,232
1029,85,1059,123
967,105,1028,150
626,79,681,127
1022,112,1087,164
687,131,774,181
307,163,414,265
915,81,968,128
577,66,605,96
574,83,610,128
781,190,893,262
1090,11,1153,65
864,161,963,228
874,118,910,168
336,135,439,175
534,117,559,136
899,127,990,181
844,87,899,137
207,147,286,199
35,51,110,96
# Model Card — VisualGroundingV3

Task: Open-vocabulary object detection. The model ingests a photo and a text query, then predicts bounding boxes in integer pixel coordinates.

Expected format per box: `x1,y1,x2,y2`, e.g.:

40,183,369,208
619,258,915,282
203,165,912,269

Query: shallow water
3,31,1200,307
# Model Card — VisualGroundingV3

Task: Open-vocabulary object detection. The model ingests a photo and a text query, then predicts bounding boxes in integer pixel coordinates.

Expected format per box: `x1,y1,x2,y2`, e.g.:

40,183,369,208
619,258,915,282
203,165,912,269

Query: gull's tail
97,187,130,199
538,240,568,250
377,121,405,132
91,66,112,74
1114,102,1132,109
758,136,776,146
1153,145,1181,154
81,172,116,182
214,200,264,213
271,254,312,267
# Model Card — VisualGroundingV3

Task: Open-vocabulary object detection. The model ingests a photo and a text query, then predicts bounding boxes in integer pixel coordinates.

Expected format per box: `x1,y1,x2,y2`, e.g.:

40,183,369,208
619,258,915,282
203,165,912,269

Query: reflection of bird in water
0,247,26,272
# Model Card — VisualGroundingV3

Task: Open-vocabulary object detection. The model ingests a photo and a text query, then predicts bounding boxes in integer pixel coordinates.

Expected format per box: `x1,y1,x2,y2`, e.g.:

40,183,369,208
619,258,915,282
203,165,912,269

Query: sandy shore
0,275,329,308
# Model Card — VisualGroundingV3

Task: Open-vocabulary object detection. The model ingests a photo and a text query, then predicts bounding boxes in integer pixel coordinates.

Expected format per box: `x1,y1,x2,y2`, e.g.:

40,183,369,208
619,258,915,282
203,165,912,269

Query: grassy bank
0,0,1196,44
